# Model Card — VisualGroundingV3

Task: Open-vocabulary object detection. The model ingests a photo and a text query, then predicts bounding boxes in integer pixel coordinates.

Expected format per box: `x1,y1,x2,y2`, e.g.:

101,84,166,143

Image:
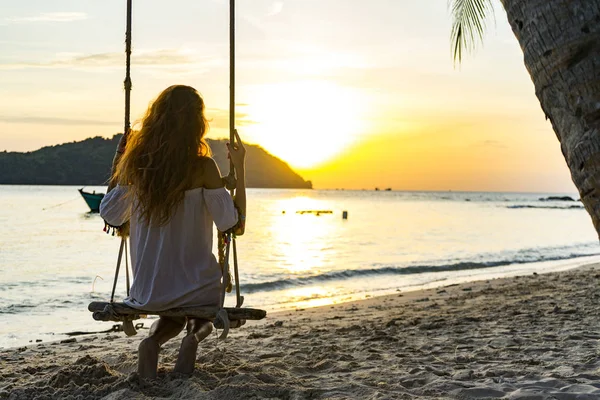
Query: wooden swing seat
88,301,266,323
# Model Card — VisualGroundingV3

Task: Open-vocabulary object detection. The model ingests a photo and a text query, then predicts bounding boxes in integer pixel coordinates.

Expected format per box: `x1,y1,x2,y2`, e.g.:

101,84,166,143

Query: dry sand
2,264,600,399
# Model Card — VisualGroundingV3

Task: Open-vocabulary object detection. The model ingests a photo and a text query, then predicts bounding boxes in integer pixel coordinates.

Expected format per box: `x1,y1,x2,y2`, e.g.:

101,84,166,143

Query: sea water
1,185,598,348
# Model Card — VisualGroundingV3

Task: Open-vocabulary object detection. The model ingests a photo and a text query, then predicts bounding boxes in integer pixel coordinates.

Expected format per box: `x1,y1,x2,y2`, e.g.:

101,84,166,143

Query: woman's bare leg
138,316,186,379
173,318,213,375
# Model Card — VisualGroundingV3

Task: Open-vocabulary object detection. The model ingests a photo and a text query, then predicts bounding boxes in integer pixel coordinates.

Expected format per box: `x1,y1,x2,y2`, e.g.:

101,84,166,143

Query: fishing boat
78,188,104,213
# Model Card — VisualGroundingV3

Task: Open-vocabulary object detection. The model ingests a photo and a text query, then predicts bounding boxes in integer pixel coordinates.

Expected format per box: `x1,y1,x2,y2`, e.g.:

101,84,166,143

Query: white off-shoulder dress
99,185,238,311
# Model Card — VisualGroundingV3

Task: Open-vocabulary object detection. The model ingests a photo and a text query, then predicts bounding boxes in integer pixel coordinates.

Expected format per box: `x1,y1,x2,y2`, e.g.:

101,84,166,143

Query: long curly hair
114,85,210,225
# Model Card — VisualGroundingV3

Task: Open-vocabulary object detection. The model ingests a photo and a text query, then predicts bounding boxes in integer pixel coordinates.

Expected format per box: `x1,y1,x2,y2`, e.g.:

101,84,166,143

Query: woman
99,85,246,379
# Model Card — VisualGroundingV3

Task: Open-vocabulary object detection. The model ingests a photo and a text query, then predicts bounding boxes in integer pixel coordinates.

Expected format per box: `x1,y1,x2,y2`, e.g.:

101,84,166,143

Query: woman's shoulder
190,156,223,190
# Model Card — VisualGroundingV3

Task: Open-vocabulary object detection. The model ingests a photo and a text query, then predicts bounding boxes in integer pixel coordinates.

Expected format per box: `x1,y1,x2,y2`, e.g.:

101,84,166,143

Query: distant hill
0,134,312,189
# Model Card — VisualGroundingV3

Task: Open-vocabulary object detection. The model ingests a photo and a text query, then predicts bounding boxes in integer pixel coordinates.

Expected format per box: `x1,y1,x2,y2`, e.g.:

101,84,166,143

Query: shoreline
252,254,600,313
2,254,598,350
3,262,600,399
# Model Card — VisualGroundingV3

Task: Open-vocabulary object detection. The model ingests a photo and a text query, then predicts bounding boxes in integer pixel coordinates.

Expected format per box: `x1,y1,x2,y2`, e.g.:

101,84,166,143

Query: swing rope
214,0,244,339
110,238,126,303
114,0,133,302
125,239,130,297
228,0,243,310
99,236,136,336
124,0,133,138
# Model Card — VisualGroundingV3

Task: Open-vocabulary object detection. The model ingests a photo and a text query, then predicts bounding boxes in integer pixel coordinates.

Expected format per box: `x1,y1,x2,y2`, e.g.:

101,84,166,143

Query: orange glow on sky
0,0,577,193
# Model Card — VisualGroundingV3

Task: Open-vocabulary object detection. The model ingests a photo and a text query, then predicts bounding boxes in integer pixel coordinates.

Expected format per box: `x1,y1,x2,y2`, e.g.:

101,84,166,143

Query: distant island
0,134,312,189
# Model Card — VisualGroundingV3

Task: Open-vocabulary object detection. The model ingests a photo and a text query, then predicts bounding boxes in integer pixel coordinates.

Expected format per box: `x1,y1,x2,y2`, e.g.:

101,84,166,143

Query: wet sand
2,263,600,399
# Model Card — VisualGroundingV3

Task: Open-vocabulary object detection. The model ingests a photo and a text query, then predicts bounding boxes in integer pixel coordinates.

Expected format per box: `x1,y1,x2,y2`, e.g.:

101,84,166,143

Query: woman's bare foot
136,316,186,379
173,335,199,375
173,319,213,375
138,337,161,379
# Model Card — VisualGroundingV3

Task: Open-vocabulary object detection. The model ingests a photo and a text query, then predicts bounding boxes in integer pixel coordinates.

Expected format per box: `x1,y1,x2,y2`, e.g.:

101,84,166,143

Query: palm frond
449,0,494,63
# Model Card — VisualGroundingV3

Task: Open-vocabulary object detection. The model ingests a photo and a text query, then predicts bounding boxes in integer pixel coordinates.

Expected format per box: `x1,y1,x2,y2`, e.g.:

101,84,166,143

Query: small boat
78,188,105,212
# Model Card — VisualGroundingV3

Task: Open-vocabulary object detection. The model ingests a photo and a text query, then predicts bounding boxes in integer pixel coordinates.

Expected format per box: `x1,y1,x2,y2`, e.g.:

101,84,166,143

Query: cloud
5,12,88,24
0,49,223,72
0,116,117,126
63,50,196,67
206,108,257,129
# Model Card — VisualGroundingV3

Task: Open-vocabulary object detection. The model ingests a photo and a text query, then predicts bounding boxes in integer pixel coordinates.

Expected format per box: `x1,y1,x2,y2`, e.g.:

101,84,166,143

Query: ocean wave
240,244,600,294
538,196,577,202
0,303,36,314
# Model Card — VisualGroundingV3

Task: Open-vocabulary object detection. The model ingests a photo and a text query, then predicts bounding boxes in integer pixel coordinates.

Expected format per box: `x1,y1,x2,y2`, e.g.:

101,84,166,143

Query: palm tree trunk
499,0,600,235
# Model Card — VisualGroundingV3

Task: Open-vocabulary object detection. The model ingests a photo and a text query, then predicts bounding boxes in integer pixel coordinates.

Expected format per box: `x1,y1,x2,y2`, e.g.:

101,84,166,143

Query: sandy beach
2,264,600,400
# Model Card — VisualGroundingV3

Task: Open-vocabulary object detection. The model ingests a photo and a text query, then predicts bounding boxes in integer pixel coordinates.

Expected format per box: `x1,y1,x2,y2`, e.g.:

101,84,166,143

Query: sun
242,80,368,169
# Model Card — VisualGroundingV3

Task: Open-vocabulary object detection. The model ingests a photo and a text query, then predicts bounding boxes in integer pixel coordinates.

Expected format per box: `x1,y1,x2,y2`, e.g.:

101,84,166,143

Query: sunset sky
0,0,576,192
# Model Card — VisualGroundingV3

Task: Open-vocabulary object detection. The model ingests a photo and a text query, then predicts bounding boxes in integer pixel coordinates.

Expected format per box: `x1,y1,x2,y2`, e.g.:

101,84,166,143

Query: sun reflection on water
269,196,339,274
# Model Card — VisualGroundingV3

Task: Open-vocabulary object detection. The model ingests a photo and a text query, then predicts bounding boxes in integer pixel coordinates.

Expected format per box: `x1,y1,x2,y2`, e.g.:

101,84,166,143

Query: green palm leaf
450,0,494,63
